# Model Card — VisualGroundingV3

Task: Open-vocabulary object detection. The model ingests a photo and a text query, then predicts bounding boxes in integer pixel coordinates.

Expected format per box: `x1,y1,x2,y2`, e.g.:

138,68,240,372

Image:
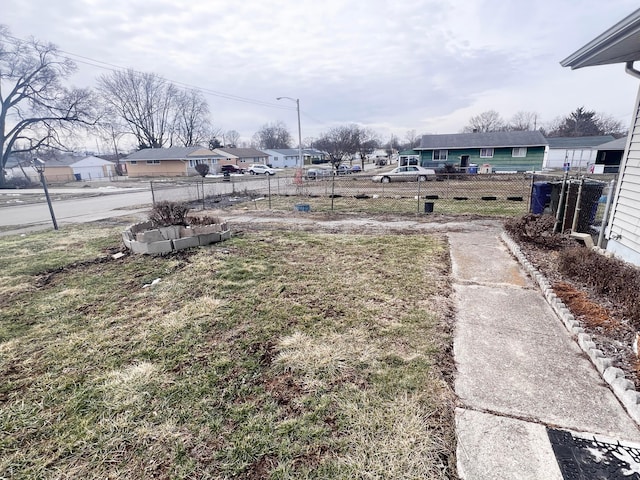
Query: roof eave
561,9,640,69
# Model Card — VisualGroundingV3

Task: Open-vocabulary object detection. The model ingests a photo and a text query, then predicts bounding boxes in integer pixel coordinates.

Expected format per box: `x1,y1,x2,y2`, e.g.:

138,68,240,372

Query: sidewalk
449,227,640,479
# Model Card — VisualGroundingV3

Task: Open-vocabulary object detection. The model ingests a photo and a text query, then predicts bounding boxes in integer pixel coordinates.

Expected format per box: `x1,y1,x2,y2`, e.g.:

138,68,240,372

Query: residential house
544,135,615,171
124,147,223,177
415,131,548,172
261,148,329,168
213,148,269,170
561,7,640,266
593,137,627,173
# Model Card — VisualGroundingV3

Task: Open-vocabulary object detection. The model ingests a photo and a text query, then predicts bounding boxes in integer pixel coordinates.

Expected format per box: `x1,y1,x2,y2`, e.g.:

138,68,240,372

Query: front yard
0,222,457,479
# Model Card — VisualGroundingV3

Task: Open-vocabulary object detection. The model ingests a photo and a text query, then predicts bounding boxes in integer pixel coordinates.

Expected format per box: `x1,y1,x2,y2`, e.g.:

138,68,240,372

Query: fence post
417,179,421,214
571,177,585,232
527,173,534,213
331,173,336,211
202,178,205,210
150,181,156,206
554,172,568,233
268,174,272,209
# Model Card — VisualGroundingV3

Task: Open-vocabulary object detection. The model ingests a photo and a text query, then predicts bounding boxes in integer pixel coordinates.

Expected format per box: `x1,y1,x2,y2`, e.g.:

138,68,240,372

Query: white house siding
607,86,640,266
544,148,596,170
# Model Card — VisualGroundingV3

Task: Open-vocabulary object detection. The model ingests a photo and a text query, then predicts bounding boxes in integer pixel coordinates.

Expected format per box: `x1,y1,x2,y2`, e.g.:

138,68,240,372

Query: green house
414,131,548,172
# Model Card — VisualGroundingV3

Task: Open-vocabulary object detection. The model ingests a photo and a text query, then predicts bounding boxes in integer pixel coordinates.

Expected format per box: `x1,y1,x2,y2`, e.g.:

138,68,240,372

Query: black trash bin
223,171,231,182
530,181,551,214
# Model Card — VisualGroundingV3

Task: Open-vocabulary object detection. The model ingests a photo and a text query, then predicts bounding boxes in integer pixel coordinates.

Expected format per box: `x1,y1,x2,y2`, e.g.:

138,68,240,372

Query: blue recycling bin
531,181,552,214
467,164,478,174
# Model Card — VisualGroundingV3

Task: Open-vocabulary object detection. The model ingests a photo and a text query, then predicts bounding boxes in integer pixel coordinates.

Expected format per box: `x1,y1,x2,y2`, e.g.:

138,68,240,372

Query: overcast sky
4,0,640,150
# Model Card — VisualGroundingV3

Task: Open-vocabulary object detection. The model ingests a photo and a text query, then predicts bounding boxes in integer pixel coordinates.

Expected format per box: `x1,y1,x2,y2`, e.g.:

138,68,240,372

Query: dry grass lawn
0,221,457,479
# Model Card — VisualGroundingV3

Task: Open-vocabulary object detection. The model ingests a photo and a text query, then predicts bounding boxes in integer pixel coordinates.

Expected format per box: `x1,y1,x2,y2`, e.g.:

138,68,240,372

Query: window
512,147,527,157
433,150,448,161
130,160,137,165
146,160,160,165
480,148,494,158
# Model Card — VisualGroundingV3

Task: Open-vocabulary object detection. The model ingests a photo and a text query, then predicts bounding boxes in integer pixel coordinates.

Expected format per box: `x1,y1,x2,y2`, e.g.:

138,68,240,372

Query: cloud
3,0,640,146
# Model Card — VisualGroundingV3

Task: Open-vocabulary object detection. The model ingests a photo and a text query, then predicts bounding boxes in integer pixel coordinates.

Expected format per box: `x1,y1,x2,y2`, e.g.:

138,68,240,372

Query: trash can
530,181,552,214
424,202,434,213
467,164,478,174
74,173,81,181
223,171,231,182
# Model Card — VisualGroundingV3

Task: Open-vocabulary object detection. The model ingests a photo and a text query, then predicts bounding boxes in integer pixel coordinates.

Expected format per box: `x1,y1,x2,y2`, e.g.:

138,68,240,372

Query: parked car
371,166,436,183
350,165,362,173
248,164,276,175
335,164,352,175
306,167,333,179
220,164,244,174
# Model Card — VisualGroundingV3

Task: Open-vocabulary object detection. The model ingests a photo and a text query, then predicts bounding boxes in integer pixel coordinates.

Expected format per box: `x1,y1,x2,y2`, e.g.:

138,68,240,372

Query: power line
4,33,295,111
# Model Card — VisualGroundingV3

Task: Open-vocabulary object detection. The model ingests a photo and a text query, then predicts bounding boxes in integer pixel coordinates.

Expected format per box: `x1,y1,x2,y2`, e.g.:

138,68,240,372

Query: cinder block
129,241,149,254
159,225,181,240
198,232,221,246
173,236,200,250
144,240,173,254
220,229,231,241
136,229,164,242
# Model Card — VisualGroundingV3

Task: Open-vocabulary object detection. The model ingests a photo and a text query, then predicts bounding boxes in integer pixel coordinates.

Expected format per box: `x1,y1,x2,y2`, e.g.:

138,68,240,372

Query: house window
433,150,448,161
146,160,160,165
130,161,137,165
480,148,494,158
512,147,527,157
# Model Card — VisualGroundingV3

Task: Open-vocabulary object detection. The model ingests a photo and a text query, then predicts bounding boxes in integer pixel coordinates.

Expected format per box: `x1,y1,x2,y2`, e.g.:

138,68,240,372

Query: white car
248,164,276,175
371,166,436,183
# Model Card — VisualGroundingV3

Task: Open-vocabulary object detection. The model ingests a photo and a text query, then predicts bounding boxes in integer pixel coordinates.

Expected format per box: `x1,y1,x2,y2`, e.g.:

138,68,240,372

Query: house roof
545,135,616,148
125,147,218,161
70,156,115,167
416,131,547,150
561,8,640,69
597,137,628,150
215,148,268,158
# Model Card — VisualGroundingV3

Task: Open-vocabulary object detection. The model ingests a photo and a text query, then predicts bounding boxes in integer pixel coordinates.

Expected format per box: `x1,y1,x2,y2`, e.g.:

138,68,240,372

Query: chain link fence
150,172,537,216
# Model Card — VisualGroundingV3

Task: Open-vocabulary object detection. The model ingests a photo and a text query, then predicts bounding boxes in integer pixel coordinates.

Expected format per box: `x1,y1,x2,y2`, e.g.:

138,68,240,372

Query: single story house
415,131,548,172
561,7,640,266
593,137,627,173
261,148,329,168
543,135,615,171
70,156,116,180
124,147,224,177
213,148,269,170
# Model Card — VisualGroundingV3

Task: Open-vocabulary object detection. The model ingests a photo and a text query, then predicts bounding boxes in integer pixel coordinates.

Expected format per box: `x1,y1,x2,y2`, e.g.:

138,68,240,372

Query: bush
149,201,190,227
504,213,566,249
195,164,210,177
558,247,640,327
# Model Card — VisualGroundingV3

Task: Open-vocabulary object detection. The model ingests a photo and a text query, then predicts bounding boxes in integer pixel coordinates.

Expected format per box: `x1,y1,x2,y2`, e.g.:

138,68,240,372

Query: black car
220,164,244,174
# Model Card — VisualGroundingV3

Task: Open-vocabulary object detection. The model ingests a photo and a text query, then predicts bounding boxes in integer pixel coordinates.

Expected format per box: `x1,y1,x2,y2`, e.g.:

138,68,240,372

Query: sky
3,0,640,151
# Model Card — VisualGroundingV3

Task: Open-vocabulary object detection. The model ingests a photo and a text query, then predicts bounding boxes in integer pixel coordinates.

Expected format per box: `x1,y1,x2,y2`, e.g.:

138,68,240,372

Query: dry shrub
504,214,566,248
558,247,640,327
149,201,190,226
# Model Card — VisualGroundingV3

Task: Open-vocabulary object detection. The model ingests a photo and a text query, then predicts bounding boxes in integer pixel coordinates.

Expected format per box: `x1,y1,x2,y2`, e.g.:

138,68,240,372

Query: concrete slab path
450,227,640,479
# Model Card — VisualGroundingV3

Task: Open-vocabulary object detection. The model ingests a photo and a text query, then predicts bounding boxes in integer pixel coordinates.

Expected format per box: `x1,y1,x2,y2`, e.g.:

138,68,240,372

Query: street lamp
276,96,303,169
32,158,58,230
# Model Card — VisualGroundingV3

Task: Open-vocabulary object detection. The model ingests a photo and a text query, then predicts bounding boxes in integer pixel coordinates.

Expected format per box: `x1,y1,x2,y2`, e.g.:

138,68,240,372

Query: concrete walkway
450,227,640,479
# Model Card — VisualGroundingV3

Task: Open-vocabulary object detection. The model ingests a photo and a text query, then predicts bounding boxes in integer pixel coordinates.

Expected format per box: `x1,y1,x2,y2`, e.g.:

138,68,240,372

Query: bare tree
462,110,505,133
173,89,211,147
252,121,292,149
508,111,538,131
314,125,359,168
0,26,97,186
354,126,380,165
224,130,241,147
98,69,178,149
404,129,420,149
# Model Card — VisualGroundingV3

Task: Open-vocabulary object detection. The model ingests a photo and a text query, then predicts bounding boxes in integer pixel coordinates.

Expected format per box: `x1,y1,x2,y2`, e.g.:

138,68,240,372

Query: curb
501,232,640,426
